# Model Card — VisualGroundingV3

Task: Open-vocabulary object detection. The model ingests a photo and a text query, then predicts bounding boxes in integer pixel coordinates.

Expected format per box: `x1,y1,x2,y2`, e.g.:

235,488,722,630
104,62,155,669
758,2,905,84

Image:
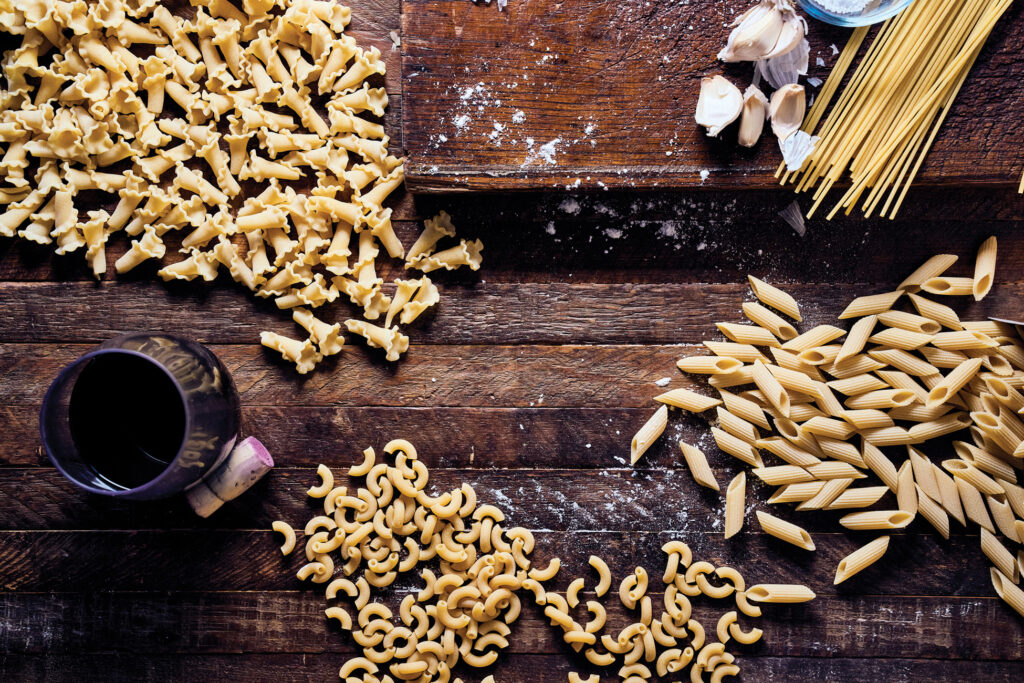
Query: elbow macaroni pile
272,441,816,681
0,0,481,372
634,236,1024,614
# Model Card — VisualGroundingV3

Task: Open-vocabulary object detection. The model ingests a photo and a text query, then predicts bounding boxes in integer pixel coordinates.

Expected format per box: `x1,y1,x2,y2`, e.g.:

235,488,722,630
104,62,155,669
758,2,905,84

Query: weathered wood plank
0,591,1020,660
0,466,925,535
401,0,1024,191
0,530,998,596
0,343,699,407
3,188,1021,283
4,279,1024,345
2,653,1023,682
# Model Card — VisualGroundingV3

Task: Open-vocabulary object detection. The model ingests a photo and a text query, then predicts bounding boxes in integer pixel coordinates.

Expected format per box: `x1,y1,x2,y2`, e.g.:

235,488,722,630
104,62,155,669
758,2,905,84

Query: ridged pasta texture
645,240,1024,620
0,0,483,372
271,440,815,681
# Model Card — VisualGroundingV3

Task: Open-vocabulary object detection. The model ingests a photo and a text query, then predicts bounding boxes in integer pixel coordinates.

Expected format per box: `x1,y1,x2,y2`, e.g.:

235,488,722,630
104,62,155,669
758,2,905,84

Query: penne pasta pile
272,441,816,682
634,236,1024,615
0,0,482,373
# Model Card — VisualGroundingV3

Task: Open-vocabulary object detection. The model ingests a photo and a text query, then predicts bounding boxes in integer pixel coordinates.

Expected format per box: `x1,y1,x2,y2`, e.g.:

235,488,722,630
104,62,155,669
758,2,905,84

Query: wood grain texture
401,0,1024,191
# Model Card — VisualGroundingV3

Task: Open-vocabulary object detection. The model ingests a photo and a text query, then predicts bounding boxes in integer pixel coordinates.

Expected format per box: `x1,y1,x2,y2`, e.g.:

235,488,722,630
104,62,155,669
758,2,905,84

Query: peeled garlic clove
718,1,784,63
695,75,744,138
764,8,807,59
738,84,770,147
769,83,805,141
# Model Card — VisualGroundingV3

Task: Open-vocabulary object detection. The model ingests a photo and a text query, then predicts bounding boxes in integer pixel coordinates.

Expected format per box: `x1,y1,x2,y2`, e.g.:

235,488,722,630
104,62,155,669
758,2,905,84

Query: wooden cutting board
400,0,1024,192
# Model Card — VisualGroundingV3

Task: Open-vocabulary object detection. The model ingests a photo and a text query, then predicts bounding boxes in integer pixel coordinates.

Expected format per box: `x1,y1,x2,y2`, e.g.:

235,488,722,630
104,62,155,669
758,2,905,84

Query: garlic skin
738,84,769,147
695,75,744,138
719,0,807,63
769,83,806,141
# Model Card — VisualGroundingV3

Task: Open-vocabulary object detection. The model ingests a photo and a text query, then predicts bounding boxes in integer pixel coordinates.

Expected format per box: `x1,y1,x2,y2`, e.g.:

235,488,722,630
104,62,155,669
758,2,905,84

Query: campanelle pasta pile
271,440,816,681
0,0,481,372
633,236,1024,615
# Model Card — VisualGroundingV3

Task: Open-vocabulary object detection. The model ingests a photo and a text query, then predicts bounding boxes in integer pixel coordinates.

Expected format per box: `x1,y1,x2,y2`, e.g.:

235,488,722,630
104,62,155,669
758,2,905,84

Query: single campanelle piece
631,404,668,465
834,536,890,585
748,275,802,321
725,472,746,539
756,511,815,550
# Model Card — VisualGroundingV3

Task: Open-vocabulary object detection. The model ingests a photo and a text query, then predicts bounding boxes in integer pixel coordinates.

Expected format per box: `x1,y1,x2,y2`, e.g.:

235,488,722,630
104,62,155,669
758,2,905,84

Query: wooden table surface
3,1,1024,682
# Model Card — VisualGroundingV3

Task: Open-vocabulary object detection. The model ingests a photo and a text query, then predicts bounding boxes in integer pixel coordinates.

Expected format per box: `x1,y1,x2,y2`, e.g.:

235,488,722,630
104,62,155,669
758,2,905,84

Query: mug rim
40,347,193,497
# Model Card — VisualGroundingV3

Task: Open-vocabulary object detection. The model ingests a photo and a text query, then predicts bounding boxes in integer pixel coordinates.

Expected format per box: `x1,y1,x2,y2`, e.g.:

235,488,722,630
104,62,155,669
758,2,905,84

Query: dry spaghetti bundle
781,0,1013,219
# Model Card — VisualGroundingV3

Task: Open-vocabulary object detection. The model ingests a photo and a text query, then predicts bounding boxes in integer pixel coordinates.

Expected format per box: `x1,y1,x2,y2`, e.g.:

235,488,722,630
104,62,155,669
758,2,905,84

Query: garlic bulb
719,0,807,63
738,84,769,147
769,83,805,141
695,76,744,138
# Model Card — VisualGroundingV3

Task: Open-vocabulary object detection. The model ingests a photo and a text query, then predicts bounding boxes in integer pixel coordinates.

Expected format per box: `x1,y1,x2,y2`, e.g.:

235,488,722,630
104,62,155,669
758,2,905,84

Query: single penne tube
717,407,760,444
898,253,958,291
768,481,826,504
712,427,763,467
796,477,853,511
972,411,1021,455
916,484,951,539
968,350,1015,378
755,511,815,550
813,381,846,417
748,275,802,321
867,327,934,350
907,413,972,442
877,310,941,335
907,447,940,499
983,376,1024,412
889,403,955,423
834,536,890,585
755,437,821,467
827,485,890,510
897,461,918,515
782,325,847,353
963,320,1017,337
704,340,770,363
770,347,825,382
920,345,970,369
991,567,1024,618
921,276,975,297
932,464,966,526
996,344,1024,371
752,465,814,486
631,405,668,465
954,441,1016,482
861,426,914,447
765,363,821,395
956,477,995,533
838,291,903,319
942,459,1003,495
719,390,771,429
679,441,720,491
829,373,890,396
815,436,866,467
676,355,745,375
724,472,746,539
987,494,1020,544
868,348,939,377
716,322,781,348
655,388,722,412
981,528,1018,582
876,370,930,403
806,461,866,481
841,409,894,430
742,301,798,340
907,292,962,330
845,389,916,410
709,366,757,389
802,416,857,440
828,354,887,379
862,442,899,491
789,403,829,422
972,236,997,301
751,361,790,418
931,330,999,351
773,417,825,457
999,479,1024,519
839,510,914,531
798,344,842,366
835,315,877,364
744,584,816,604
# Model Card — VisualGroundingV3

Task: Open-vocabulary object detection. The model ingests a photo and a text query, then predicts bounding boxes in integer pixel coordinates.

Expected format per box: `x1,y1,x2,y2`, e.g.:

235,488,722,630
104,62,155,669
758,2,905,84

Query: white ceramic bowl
797,0,915,27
